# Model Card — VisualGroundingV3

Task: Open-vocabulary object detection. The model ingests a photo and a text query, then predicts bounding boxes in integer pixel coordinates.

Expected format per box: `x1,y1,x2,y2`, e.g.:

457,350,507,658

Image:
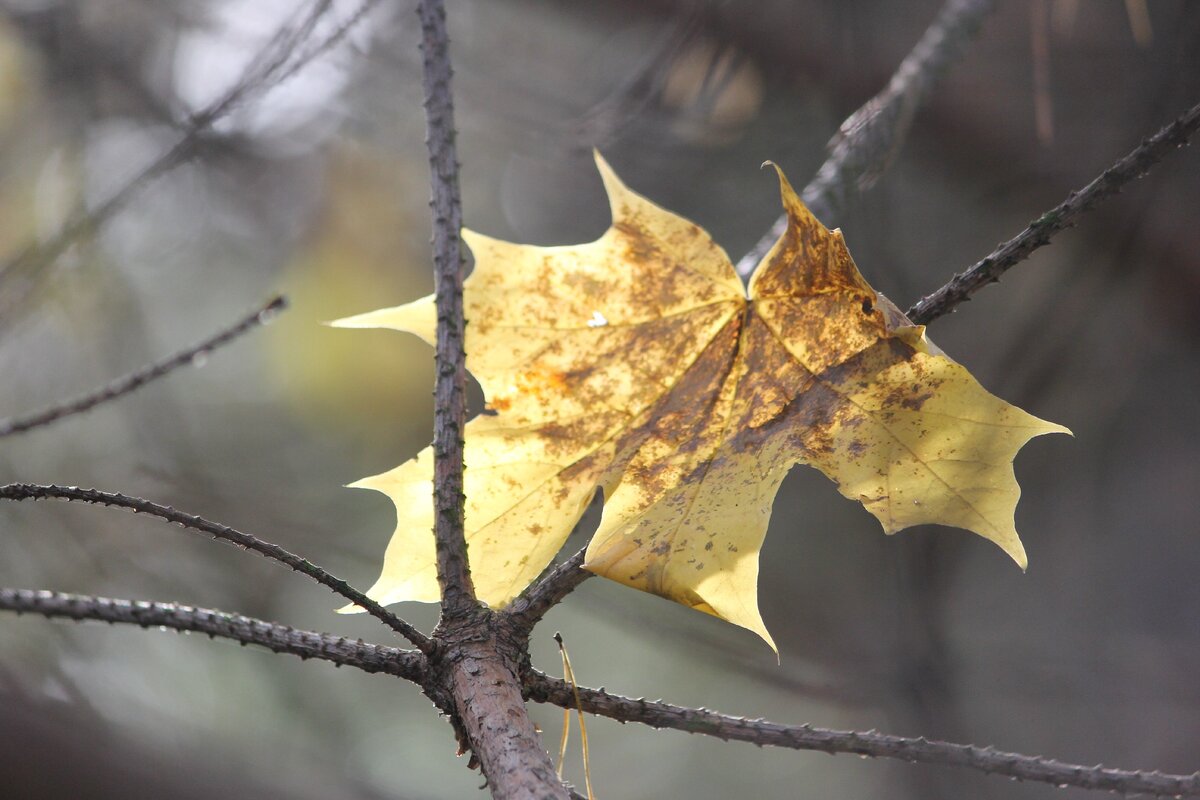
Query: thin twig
0,0,382,312
906,99,1200,324
506,548,590,635
417,0,474,615
0,588,423,681
0,296,286,439
735,0,995,278
0,483,432,652
525,672,1200,797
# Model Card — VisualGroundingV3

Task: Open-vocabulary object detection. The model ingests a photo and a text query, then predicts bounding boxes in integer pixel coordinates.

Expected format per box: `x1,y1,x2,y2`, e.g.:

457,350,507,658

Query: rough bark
427,612,567,800
418,0,475,616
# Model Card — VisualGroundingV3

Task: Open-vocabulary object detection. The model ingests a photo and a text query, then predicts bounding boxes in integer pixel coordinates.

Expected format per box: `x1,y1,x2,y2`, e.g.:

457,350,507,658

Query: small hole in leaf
861,298,874,315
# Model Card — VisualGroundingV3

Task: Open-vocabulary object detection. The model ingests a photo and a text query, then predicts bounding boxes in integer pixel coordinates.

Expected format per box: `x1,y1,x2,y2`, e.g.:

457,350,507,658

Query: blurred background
0,0,1198,797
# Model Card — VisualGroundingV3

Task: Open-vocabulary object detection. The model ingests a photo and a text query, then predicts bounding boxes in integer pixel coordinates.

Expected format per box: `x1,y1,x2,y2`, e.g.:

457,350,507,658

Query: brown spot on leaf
900,391,934,412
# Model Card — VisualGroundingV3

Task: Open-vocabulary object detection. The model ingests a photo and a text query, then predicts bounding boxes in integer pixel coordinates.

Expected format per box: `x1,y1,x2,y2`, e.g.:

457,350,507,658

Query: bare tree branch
0,483,432,652
0,0,382,313
414,3,571,796
506,548,589,636
0,588,423,681
736,0,995,278
907,99,1200,324
0,296,286,439
417,0,474,615
8,586,1196,798
525,672,1200,797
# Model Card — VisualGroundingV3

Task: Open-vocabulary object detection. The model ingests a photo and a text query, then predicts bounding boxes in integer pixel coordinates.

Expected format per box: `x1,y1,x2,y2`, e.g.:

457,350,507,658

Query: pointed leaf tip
1006,538,1029,572
767,162,812,224
593,150,632,218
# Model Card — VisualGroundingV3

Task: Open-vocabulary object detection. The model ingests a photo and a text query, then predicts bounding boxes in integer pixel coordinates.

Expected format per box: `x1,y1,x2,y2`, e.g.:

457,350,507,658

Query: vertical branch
417,0,476,616
414,6,568,797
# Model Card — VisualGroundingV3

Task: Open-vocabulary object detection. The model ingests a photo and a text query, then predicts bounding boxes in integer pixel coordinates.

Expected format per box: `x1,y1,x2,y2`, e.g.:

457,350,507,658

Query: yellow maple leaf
333,153,1068,649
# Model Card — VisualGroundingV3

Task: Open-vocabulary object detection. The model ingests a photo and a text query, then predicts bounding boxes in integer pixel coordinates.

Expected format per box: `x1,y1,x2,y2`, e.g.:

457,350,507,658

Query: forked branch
5,589,1195,797
415,2,569,797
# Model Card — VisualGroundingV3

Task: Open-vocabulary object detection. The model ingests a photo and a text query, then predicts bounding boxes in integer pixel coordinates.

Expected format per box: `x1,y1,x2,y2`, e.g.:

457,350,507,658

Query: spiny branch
0,588,423,680
0,296,286,439
7,587,1195,797
0,0,381,312
417,0,475,615
907,99,1200,324
506,547,589,635
524,671,1200,797
736,0,995,277
415,4,572,797
0,483,431,652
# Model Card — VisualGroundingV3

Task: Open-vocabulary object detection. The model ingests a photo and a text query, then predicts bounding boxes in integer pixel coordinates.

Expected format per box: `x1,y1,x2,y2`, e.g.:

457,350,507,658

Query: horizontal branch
7,593,1197,797
736,0,994,277
0,483,432,652
0,588,423,681
0,296,286,439
525,671,1200,796
907,99,1200,324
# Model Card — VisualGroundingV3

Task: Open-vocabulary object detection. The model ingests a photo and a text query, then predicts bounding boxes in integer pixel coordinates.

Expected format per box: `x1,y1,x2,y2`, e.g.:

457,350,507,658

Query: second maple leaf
334,153,1068,649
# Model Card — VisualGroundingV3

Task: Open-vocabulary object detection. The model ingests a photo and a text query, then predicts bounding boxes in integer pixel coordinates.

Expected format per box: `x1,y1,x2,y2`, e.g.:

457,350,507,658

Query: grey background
1,1,1198,798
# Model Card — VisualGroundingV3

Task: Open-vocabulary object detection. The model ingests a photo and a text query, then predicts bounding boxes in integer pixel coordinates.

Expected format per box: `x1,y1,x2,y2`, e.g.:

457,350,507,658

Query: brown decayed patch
607,313,743,499
900,391,934,412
